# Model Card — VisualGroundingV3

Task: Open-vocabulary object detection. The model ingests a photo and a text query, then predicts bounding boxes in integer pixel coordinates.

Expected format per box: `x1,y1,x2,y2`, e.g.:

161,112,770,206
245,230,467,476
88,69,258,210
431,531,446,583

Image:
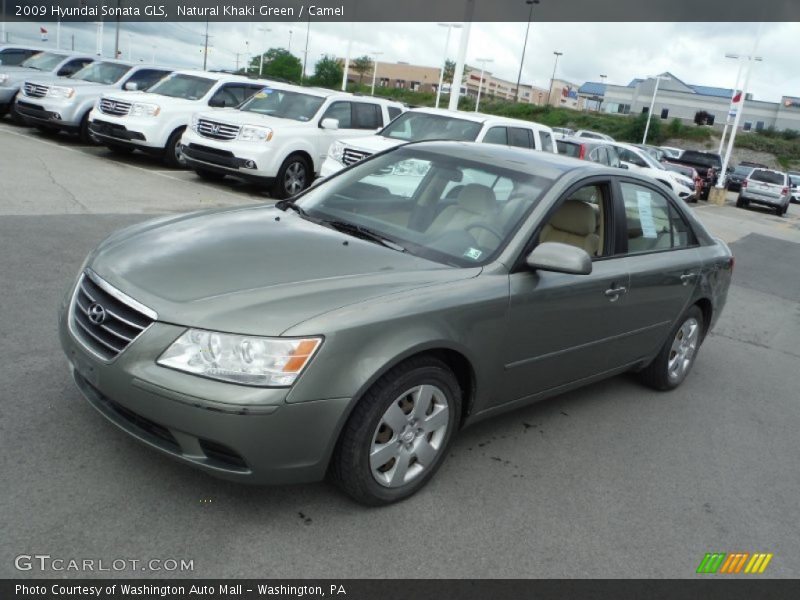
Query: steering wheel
466,223,504,245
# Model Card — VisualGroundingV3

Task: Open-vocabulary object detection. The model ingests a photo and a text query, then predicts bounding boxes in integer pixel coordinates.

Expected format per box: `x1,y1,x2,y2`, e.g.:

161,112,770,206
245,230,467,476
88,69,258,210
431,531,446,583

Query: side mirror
619,162,630,170
526,242,592,275
124,81,138,91
320,118,339,130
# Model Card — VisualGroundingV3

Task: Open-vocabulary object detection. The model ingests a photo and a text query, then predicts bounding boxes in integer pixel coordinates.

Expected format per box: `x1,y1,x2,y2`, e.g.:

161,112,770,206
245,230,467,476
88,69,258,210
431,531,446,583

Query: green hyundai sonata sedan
59,141,733,505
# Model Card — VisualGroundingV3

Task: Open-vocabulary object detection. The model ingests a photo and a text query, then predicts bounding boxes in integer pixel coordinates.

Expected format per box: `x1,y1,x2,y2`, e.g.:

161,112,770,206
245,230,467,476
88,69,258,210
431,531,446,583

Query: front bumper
88,111,166,149
15,95,85,128
58,294,350,485
320,157,345,177
180,129,279,180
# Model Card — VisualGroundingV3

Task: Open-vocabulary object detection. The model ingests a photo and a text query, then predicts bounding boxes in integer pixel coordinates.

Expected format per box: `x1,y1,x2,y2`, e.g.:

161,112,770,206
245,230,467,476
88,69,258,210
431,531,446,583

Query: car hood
338,135,404,154
193,109,312,129
88,205,477,336
24,75,107,88
102,90,199,107
1,65,47,82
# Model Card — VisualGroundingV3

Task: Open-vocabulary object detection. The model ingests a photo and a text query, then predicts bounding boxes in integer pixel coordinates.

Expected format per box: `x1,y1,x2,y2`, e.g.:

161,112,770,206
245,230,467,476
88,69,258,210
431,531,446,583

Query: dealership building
579,73,800,132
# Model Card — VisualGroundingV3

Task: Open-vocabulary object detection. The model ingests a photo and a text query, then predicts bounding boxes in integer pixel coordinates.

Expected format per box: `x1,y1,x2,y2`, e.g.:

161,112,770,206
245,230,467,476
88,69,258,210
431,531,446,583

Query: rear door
612,179,701,360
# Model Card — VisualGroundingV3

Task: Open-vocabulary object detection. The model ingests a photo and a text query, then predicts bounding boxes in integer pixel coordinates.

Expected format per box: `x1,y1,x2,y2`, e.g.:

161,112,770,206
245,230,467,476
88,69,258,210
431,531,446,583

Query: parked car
634,144,667,162
0,45,44,67
659,146,683,159
15,60,173,142
736,168,792,216
609,142,696,201
552,126,575,139
88,70,271,167
59,141,733,505
574,129,614,141
788,171,800,204
0,51,94,120
320,107,557,178
667,150,722,200
556,137,622,168
663,162,699,184
180,85,404,197
724,164,754,192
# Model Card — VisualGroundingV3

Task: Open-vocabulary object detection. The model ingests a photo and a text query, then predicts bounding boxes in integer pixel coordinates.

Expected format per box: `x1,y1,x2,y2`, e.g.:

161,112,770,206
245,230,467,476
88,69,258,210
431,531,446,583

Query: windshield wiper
322,220,407,252
275,198,310,217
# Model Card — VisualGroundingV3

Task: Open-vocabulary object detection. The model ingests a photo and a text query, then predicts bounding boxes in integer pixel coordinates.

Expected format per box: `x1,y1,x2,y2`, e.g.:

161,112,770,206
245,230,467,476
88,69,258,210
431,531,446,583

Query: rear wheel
164,127,187,169
638,305,704,391
270,154,311,199
776,204,787,216
329,356,461,506
195,168,226,182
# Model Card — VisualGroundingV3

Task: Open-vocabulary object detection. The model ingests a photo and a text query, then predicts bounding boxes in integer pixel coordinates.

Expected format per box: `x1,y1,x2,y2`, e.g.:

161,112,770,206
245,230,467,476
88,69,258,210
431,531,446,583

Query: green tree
250,48,302,83
311,55,343,89
443,59,455,84
351,55,374,84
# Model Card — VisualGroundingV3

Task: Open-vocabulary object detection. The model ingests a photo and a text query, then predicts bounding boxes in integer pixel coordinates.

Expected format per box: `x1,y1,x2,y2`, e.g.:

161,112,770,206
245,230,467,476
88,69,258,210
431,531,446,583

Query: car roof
405,107,551,129
560,136,613,148
169,69,274,84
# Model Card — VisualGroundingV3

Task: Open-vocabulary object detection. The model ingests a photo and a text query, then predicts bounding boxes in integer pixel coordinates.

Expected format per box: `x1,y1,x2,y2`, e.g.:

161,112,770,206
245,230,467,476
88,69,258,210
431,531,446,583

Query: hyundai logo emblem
87,302,107,325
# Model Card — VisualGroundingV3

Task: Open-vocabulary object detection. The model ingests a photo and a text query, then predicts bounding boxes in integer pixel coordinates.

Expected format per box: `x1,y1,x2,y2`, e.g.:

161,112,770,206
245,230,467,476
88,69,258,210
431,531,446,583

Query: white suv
180,86,404,198
320,107,558,177
88,70,272,167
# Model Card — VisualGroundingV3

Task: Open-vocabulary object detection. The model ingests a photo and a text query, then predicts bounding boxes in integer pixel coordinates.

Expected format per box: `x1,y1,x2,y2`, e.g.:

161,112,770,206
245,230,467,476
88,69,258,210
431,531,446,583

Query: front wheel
164,127,187,169
329,356,462,506
638,305,704,391
79,111,97,144
271,154,311,199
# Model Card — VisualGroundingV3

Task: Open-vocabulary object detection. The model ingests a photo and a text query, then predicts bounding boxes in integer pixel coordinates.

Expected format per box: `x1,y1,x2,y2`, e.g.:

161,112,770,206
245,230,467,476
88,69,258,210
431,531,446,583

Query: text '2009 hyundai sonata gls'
59,142,733,505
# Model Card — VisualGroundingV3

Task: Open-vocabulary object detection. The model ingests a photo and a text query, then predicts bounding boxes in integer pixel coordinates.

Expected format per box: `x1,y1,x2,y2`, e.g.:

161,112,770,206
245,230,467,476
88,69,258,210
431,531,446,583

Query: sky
2,20,799,103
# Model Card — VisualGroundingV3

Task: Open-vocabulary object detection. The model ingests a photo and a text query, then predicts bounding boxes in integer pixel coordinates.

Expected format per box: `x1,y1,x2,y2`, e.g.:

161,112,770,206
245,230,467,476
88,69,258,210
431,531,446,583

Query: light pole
257,27,271,76
369,51,384,96
547,51,563,106
447,0,475,111
598,74,607,111
515,0,540,103
642,74,670,144
474,57,493,112
435,23,462,109
301,14,311,83
288,30,293,54
718,53,762,155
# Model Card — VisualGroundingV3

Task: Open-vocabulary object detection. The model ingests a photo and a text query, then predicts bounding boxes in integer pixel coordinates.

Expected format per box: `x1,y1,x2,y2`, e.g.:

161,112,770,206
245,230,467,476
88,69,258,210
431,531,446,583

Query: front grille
23,82,48,98
342,148,372,166
196,119,240,141
99,98,131,117
70,272,155,361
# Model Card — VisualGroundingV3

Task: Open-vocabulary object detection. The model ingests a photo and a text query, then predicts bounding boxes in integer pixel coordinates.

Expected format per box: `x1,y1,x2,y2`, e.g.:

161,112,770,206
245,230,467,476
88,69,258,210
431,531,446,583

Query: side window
619,148,646,167
587,148,601,163
508,127,533,149
539,130,553,152
58,59,91,76
352,102,382,129
387,106,402,121
124,69,170,91
607,147,621,168
482,127,507,145
321,101,353,128
539,184,607,257
620,182,693,253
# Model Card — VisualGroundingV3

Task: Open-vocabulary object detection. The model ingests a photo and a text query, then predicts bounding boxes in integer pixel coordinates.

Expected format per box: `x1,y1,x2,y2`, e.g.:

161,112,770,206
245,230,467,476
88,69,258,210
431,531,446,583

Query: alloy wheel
284,161,307,196
667,317,699,382
370,384,450,488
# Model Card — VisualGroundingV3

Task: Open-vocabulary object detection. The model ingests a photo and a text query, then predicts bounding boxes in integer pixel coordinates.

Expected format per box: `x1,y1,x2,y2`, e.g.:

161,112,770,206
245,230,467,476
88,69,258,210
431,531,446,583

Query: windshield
636,148,664,170
380,112,482,142
148,74,215,100
20,52,67,71
239,88,325,122
71,62,131,84
294,146,553,267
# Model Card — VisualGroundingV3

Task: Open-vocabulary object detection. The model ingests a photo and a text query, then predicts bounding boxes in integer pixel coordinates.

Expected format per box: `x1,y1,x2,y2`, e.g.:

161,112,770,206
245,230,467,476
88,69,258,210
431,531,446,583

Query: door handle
680,273,697,286
604,286,628,301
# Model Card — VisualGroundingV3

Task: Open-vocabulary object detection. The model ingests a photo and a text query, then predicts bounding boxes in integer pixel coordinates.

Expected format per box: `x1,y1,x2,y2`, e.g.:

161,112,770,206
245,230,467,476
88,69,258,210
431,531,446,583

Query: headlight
328,140,345,163
0,74,9,85
678,176,693,189
129,102,160,117
157,329,322,387
238,124,273,142
46,85,75,99
190,114,199,132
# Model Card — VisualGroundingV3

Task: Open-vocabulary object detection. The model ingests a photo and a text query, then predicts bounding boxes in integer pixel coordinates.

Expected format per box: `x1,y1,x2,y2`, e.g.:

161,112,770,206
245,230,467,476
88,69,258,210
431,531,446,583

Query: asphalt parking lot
1,120,799,579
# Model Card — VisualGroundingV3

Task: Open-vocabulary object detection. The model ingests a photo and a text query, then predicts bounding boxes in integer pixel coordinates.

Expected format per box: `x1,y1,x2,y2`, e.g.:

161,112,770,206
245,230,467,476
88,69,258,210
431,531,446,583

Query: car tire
164,127,187,169
195,168,226,182
777,204,787,216
78,111,96,144
9,93,25,124
271,154,311,199
638,305,704,391
106,143,134,155
735,196,744,208
329,356,462,506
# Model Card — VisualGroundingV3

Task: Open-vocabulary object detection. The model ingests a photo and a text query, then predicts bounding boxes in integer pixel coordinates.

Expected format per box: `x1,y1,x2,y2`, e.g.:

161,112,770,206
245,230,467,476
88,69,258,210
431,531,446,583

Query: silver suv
736,168,792,216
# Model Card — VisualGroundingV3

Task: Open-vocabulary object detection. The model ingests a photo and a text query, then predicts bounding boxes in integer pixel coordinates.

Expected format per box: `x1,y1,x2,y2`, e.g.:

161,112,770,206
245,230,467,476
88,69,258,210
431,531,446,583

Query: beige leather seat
540,199,600,256
426,184,501,247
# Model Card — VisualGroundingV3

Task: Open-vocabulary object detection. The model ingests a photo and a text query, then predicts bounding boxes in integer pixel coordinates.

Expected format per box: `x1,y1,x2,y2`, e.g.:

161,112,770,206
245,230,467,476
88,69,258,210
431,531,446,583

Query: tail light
579,144,586,160
781,187,789,195
741,180,747,188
